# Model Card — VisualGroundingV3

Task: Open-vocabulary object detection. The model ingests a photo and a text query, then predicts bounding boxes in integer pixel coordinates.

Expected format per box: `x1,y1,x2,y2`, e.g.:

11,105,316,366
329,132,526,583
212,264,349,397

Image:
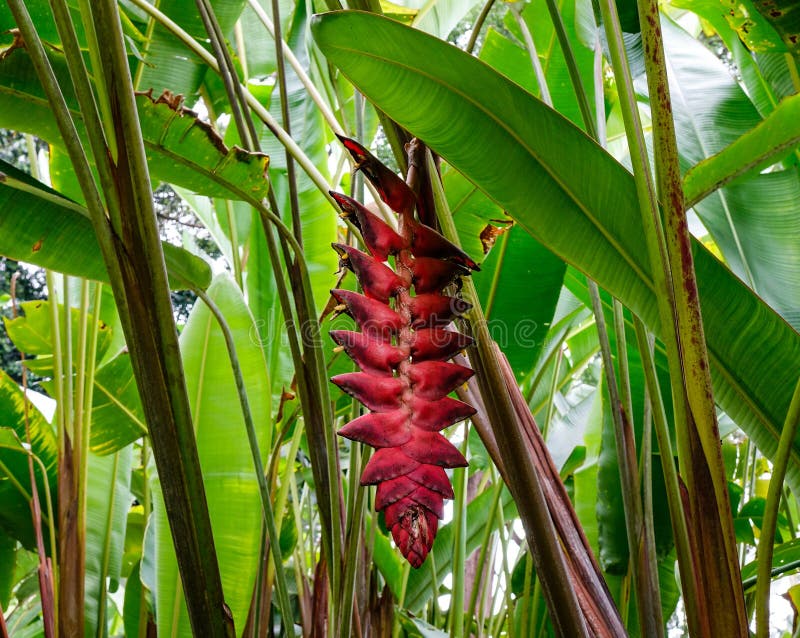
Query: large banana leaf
311,11,800,489
152,273,271,636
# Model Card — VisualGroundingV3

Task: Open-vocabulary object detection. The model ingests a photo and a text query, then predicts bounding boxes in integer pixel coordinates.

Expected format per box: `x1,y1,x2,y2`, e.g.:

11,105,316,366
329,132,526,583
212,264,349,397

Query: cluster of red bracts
330,136,479,567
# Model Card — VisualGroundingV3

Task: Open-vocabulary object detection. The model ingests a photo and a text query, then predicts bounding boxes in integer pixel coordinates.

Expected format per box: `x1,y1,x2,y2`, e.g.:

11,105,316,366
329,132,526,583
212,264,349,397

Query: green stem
194,0,259,149
595,0,711,633
223,200,243,289
636,0,746,633
465,479,504,626
466,0,497,55
255,208,342,607
45,0,123,230
633,316,695,628
339,442,372,638
267,0,303,248
755,376,800,638
588,280,662,636
449,423,469,638
74,0,117,160
509,3,552,106
542,0,596,136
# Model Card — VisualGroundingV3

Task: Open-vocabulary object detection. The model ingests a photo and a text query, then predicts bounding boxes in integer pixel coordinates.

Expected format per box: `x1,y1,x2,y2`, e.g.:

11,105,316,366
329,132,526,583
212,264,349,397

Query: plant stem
509,4,552,106
541,4,662,629
636,0,747,633
466,0,497,55
449,423,469,638
588,280,663,637
755,376,800,637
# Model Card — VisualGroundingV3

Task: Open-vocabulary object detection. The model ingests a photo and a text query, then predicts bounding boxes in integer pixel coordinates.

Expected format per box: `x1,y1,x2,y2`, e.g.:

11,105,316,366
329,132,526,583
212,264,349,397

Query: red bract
330,137,479,567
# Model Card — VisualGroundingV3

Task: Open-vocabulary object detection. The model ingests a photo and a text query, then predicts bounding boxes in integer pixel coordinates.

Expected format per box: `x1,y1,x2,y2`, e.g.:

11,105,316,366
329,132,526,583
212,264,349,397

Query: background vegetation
0,0,799,636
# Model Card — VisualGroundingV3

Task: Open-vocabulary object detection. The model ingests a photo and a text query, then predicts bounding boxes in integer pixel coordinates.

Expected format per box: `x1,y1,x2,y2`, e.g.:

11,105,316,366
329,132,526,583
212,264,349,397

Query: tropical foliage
0,0,798,636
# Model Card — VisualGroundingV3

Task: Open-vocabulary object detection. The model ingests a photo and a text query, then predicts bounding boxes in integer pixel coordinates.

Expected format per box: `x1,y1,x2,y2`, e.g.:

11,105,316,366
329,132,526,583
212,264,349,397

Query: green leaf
153,273,271,635
0,158,212,290
499,0,596,128
683,94,800,207
247,3,338,398
473,225,566,374
0,531,15,609
749,0,800,60
0,48,271,203
123,561,151,638
673,0,788,118
0,0,83,48
411,0,483,39
136,92,271,201
398,611,449,637
0,374,57,550
4,300,112,366
596,378,627,573
4,300,148,455
311,11,800,493
90,352,148,455
688,0,790,55
257,0,338,314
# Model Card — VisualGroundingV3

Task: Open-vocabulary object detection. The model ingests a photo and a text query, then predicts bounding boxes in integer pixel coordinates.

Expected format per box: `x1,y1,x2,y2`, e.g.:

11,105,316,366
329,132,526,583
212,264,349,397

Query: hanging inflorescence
329,136,479,567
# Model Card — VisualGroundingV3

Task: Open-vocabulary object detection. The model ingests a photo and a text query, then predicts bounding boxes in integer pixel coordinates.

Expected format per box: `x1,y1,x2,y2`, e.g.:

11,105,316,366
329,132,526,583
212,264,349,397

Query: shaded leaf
0,158,212,290
0,373,57,550
134,0,248,98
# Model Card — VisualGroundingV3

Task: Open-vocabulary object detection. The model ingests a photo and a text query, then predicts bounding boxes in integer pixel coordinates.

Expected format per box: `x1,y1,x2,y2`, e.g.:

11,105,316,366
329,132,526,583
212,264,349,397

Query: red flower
331,137,478,568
